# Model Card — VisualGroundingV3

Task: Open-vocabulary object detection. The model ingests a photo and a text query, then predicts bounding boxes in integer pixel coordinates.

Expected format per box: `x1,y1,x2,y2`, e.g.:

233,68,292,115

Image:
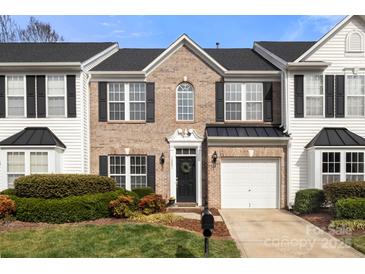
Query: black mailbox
201,207,214,237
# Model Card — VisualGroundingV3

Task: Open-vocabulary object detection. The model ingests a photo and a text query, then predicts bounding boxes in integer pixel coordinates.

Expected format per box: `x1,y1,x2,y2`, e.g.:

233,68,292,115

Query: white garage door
221,159,279,208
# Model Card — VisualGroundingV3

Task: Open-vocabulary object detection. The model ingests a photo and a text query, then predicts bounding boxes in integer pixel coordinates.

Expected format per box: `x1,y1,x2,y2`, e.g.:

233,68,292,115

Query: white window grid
108,155,147,190
346,152,364,181
224,82,263,121
176,148,196,156
304,74,324,117
346,75,365,117
30,152,49,174
6,75,26,118
321,152,341,186
46,75,67,118
176,83,194,121
7,152,25,188
108,82,146,121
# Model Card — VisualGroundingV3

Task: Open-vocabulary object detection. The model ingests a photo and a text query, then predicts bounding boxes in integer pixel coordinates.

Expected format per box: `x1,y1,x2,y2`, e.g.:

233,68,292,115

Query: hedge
323,181,365,205
335,198,365,219
9,189,125,223
132,187,154,199
14,174,116,198
293,189,325,214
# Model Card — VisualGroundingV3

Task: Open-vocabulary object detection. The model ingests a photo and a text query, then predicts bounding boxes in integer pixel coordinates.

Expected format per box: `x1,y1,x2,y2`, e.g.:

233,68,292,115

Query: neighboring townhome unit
0,42,118,189
255,15,365,206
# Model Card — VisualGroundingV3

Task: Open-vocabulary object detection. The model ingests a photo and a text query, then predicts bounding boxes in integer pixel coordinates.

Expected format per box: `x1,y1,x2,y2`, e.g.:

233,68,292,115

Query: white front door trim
167,128,203,205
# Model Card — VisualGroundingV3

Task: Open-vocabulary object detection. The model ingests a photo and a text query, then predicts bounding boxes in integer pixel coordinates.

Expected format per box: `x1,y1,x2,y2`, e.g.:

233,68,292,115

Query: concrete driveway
220,209,363,258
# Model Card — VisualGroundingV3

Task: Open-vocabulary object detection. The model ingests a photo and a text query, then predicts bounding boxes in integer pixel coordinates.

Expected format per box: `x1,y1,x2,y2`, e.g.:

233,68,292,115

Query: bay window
108,155,147,190
47,75,66,117
225,82,263,121
346,75,365,117
108,82,146,121
7,152,25,188
7,76,25,117
304,74,324,117
346,152,364,181
322,152,341,185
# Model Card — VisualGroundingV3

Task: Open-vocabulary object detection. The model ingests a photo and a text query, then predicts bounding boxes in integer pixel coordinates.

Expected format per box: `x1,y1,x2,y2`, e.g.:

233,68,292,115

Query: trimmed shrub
132,187,154,199
130,213,183,225
0,189,16,195
293,189,325,214
138,194,166,215
9,189,125,223
329,219,365,232
0,195,16,218
108,195,136,218
335,198,365,219
14,174,116,198
324,182,365,205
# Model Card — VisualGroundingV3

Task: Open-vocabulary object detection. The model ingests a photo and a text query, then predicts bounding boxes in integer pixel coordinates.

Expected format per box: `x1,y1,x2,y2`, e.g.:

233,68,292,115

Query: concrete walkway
220,209,363,258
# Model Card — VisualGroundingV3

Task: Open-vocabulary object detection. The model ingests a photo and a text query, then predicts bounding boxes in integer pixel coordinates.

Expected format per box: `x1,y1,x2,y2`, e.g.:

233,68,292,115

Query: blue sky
13,15,345,48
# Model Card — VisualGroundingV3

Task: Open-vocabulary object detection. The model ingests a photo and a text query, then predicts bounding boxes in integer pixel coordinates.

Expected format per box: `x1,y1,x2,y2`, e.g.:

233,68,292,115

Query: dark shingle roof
256,41,316,62
91,48,279,71
0,127,66,148
206,124,289,138
305,128,365,148
0,42,115,63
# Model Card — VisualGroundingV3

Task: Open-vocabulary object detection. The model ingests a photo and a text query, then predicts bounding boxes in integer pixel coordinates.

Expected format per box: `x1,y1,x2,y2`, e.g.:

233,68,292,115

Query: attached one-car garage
220,158,279,209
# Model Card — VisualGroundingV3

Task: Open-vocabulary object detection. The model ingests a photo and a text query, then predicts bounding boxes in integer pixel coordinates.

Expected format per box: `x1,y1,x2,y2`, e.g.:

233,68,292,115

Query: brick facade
89,45,286,207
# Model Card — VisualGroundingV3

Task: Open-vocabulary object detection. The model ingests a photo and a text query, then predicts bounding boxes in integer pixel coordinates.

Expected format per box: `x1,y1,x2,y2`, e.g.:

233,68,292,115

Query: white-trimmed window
304,74,324,117
7,76,25,117
30,152,48,174
176,83,194,121
225,82,263,121
7,152,25,188
346,31,364,53
47,75,66,117
346,152,364,181
108,82,146,121
108,155,147,190
322,152,341,185
346,75,365,117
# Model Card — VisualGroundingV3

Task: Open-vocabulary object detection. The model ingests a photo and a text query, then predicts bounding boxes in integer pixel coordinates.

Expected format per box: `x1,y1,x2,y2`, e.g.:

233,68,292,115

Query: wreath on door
181,161,192,173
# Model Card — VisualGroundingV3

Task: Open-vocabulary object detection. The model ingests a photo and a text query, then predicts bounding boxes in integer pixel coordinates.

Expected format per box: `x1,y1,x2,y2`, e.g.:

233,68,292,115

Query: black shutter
0,75,5,118
26,76,36,118
98,82,107,122
335,75,345,118
325,75,335,118
147,155,156,191
215,82,224,122
263,82,273,122
36,75,46,118
67,75,76,118
146,82,155,122
294,75,304,118
99,155,108,176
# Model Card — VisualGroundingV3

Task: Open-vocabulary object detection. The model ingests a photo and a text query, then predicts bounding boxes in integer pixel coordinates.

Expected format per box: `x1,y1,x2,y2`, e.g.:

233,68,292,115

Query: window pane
130,156,147,189
109,83,125,101
7,174,23,188
322,152,341,185
131,176,147,189
7,76,24,96
346,152,364,181
347,96,365,116
111,175,126,189
306,97,323,116
177,83,194,121
7,97,24,116
246,102,262,120
7,152,25,173
30,152,48,173
130,102,146,120
48,76,65,96
109,156,125,175
322,175,341,186
305,75,323,95
129,83,146,101
226,102,241,120
109,102,125,120
48,97,65,116
225,83,241,101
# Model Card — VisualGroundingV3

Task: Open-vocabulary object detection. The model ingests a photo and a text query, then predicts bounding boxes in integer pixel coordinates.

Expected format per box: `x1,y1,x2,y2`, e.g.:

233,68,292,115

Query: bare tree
0,15,20,42
19,16,64,42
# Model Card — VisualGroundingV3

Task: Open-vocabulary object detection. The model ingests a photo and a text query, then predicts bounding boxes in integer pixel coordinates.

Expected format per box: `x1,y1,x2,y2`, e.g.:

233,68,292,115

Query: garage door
221,159,279,208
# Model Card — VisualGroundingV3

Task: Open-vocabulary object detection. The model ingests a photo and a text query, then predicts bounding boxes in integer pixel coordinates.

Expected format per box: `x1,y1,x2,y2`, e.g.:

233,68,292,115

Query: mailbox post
201,206,214,258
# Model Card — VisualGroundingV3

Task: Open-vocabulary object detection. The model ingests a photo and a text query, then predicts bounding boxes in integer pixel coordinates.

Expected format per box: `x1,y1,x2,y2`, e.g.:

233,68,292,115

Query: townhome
1,15,365,209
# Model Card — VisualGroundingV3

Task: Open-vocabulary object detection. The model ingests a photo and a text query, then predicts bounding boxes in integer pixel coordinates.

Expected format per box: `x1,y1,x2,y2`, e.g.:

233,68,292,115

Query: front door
176,156,196,202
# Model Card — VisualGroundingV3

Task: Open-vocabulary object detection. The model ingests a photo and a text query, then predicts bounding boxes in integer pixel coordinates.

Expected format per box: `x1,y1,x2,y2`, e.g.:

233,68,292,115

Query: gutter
207,136,290,141
0,62,81,67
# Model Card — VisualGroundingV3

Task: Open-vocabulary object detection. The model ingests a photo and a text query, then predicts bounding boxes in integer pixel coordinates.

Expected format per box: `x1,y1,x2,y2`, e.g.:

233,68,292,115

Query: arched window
346,31,364,52
176,83,194,121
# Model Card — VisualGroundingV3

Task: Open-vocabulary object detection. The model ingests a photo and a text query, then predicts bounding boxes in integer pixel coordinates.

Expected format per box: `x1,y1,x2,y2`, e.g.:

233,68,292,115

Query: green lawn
350,235,365,254
0,223,240,258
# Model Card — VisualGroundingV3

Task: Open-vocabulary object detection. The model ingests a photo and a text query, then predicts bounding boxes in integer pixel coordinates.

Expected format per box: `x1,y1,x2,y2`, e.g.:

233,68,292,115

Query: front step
167,205,202,214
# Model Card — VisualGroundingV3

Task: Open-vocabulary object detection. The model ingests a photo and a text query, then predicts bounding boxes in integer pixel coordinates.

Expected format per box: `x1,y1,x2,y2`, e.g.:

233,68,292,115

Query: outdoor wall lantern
212,151,218,163
160,153,165,165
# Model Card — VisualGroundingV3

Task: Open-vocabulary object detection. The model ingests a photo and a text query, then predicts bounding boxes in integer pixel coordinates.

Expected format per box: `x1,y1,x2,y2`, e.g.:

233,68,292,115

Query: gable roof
305,127,365,148
0,42,116,63
206,124,289,138
91,47,278,72
0,127,66,148
255,41,316,62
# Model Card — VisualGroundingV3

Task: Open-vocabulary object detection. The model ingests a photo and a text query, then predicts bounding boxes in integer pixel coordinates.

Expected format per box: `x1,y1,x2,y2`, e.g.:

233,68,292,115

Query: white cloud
281,15,345,41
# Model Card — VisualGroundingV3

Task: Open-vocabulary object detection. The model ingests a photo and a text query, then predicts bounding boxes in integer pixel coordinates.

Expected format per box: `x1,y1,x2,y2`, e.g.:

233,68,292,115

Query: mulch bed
300,209,333,231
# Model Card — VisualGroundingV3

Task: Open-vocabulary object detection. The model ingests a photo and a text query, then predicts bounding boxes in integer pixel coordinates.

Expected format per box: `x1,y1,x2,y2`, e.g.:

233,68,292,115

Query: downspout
86,72,92,174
